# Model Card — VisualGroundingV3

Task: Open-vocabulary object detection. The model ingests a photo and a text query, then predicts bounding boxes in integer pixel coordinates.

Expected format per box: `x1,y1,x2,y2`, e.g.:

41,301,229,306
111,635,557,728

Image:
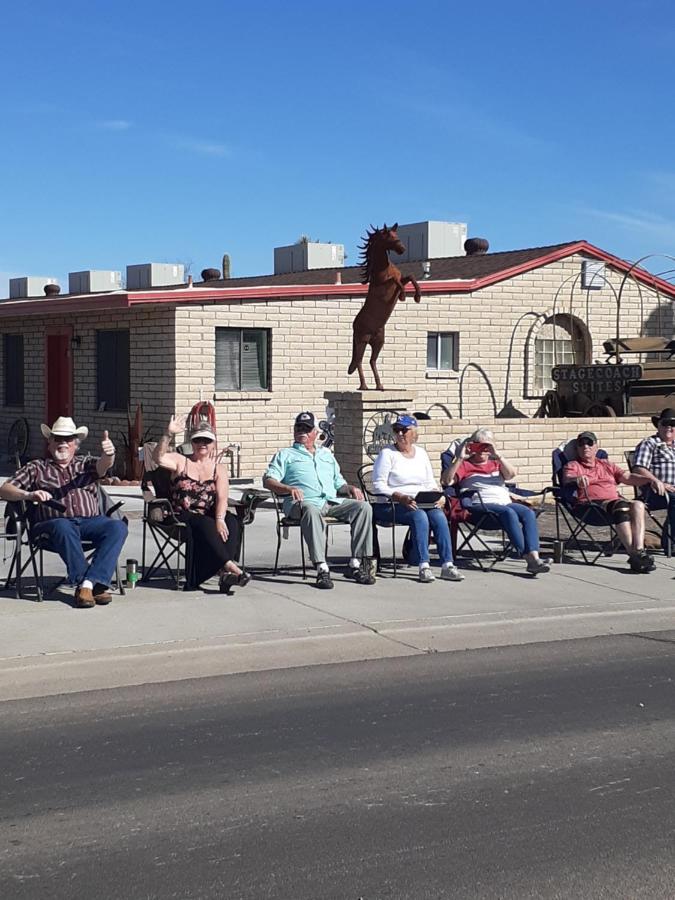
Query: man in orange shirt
563,431,658,573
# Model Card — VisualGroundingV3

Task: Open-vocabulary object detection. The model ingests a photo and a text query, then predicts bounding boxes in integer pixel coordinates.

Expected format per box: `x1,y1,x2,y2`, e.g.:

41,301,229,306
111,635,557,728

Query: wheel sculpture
7,417,29,464
363,410,400,460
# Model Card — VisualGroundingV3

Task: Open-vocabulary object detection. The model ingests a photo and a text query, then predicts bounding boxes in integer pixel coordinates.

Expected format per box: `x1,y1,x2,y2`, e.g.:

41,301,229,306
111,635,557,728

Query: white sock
441,561,453,570
81,579,93,590
419,562,430,570
317,562,329,573
349,557,360,569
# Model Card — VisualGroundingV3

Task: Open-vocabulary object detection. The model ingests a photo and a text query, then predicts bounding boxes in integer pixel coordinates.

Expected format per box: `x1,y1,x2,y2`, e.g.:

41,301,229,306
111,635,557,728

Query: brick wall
0,306,175,465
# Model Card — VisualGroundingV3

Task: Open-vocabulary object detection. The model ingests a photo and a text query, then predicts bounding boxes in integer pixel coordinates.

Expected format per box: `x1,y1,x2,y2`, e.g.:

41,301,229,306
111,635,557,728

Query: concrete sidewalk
1,502,674,700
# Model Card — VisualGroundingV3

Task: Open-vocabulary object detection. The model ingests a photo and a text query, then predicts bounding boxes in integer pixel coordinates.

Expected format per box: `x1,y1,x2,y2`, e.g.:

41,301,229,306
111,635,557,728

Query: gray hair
470,427,494,444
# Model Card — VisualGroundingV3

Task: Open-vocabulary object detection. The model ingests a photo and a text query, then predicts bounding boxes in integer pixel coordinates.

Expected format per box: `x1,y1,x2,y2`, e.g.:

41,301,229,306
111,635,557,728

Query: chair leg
274,525,281,575
116,561,126,596
240,528,246,569
35,547,44,602
392,523,397,577
300,531,306,579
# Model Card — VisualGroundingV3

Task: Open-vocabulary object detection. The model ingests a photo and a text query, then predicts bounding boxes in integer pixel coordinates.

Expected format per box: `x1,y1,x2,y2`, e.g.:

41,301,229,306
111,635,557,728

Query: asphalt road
1,634,674,900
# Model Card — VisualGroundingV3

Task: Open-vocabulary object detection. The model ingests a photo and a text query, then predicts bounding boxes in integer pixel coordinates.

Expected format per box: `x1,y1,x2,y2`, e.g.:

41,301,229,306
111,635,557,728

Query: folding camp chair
357,462,401,575
141,465,190,588
624,450,672,557
551,443,621,565
12,487,126,602
441,444,547,571
2,501,25,599
271,493,345,578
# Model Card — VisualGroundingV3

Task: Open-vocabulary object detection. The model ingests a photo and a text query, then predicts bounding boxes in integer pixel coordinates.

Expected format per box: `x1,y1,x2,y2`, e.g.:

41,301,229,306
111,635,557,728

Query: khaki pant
287,499,373,566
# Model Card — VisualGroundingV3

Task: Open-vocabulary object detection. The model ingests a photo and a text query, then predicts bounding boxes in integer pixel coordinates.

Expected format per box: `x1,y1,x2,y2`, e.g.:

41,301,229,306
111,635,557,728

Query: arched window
532,314,590,394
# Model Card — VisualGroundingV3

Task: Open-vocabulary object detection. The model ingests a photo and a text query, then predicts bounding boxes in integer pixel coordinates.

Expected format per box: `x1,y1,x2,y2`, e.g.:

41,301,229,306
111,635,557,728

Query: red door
45,330,73,424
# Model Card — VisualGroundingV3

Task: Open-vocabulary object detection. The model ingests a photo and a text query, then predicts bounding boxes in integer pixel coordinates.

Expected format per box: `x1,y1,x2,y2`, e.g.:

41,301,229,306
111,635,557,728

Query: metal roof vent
44,284,61,296
201,268,221,282
464,237,490,256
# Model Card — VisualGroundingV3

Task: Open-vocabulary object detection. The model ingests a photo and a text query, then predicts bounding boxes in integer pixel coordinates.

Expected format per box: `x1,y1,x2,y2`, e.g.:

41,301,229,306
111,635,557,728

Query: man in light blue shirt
264,412,375,589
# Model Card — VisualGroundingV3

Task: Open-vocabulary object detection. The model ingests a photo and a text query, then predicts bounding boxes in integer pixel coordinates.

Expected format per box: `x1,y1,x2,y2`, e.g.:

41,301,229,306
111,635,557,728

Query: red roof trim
2,241,674,318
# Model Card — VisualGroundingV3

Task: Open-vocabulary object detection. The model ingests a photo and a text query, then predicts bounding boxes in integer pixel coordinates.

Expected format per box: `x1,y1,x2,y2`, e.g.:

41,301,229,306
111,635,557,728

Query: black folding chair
13,488,126,602
551,445,620,565
357,462,401,576
270,494,344,578
2,502,25,599
624,450,672,557
141,466,191,588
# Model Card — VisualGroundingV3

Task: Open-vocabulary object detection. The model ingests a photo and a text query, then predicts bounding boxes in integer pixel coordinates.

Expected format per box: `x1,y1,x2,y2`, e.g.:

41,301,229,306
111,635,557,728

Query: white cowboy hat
40,416,89,440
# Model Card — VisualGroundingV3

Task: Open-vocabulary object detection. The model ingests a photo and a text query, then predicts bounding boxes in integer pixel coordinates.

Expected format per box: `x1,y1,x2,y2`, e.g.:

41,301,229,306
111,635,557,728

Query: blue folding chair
551,444,620,565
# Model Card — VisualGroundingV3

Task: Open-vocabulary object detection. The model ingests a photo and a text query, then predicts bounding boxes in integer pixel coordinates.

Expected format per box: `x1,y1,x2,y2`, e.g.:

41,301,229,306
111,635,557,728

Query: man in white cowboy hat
0,416,128,608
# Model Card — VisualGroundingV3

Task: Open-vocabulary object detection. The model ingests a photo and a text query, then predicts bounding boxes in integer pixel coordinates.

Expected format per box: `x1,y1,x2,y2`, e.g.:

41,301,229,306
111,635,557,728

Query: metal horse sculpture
348,222,421,390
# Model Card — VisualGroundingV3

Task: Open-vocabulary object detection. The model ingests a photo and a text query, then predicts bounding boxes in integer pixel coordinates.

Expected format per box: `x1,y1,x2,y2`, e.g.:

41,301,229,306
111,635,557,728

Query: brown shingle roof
191,242,579,289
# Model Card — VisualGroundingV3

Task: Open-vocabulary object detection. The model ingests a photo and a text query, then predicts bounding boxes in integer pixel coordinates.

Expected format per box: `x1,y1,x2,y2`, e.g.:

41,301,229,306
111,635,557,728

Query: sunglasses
660,421,675,428
192,437,213,444
578,438,596,447
392,426,410,434
52,435,77,443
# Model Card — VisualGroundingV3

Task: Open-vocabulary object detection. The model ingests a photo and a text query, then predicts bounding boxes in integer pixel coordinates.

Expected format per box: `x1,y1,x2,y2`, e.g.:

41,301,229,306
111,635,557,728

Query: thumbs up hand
101,430,116,458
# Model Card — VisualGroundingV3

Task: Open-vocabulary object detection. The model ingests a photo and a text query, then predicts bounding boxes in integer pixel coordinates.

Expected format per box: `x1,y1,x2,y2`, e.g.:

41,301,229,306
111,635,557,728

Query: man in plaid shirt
0,416,128,608
633,407,675,553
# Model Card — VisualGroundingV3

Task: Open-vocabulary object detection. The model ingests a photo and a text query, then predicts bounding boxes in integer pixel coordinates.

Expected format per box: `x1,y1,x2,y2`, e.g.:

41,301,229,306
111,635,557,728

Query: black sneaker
316,570,334,590
354,558,377,585
638,550,655,572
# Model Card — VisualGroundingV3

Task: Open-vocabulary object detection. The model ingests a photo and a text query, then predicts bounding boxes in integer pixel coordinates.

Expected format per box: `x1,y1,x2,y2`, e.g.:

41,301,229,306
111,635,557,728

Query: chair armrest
105,501,124,517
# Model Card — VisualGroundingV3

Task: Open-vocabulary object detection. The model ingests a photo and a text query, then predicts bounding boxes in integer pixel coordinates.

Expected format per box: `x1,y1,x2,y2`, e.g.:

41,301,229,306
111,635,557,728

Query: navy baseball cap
294,411,316,430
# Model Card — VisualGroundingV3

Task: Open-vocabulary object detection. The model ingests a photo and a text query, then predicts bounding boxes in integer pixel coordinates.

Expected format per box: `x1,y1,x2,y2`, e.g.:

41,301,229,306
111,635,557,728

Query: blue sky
2,0,675,294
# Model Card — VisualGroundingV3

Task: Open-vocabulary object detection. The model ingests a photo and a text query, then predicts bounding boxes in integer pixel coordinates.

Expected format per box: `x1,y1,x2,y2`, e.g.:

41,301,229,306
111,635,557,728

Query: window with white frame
215,328,269,391
533,316,588,393
426,332,458,371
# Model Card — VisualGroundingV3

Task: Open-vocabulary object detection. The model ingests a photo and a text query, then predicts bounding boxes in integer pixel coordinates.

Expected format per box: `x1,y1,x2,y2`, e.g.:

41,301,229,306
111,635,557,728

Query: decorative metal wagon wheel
7,417,29,464
363,410,400,460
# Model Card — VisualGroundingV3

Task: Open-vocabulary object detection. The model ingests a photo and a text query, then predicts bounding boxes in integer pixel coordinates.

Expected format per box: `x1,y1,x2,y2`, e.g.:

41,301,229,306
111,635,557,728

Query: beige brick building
1,240,673,483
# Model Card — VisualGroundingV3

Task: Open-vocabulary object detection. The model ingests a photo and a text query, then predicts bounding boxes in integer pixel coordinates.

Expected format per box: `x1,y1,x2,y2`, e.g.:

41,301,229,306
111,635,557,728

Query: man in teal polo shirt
264,411,375,589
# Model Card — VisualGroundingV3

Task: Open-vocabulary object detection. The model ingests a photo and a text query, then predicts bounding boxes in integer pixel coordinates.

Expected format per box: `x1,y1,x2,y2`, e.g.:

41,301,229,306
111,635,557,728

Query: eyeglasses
578,439,595,447
392,426,409,434
192,437,213,444
53,435,77,443
660,421,675,428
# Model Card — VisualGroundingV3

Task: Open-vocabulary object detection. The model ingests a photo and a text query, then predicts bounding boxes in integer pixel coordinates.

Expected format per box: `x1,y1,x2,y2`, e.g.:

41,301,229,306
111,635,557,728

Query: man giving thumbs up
0,416,128,608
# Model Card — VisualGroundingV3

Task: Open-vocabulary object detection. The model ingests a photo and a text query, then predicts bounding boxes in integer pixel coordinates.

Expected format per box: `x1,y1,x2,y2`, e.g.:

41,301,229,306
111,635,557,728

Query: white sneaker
441,565,465,582
418,567,435,583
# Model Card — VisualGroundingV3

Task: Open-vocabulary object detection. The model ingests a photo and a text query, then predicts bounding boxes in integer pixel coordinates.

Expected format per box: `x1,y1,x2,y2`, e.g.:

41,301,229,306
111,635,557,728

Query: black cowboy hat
651,407,675,428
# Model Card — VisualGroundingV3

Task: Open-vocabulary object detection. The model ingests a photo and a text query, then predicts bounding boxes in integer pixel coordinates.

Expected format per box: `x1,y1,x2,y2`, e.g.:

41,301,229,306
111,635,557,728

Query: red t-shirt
563,458,625,503
454,459,511,506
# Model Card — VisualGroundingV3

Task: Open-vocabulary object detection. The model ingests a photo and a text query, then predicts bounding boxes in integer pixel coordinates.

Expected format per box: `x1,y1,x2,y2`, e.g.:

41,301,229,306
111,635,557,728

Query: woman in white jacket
372,415,464,583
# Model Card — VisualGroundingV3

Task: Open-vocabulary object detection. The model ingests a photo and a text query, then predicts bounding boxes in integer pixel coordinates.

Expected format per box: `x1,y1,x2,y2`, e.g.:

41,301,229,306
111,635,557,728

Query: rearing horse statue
348,222,421,390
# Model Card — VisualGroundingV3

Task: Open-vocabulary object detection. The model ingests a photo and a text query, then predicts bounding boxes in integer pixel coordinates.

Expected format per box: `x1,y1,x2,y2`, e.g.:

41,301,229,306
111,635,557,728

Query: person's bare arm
214,463,230,541
0,482,51,504
263,475,305,503
625,468,671,494
154,415,187,472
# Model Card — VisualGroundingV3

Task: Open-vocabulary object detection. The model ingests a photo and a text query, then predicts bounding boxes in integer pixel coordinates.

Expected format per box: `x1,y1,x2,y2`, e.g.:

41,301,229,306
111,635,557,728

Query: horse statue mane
348,222,421,390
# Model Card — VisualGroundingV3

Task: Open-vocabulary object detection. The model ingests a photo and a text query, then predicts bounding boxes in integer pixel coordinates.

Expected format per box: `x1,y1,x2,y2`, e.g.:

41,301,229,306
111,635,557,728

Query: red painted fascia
2,240,674,318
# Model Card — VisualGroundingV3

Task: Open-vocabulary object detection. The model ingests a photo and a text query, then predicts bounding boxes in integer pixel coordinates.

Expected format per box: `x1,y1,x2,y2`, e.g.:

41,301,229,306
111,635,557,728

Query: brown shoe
93,587,113,605
74,587,96,608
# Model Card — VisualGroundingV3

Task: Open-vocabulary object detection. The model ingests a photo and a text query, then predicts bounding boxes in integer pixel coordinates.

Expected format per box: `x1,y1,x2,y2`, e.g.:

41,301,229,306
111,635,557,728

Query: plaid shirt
9,455,103,523
633,434,675,486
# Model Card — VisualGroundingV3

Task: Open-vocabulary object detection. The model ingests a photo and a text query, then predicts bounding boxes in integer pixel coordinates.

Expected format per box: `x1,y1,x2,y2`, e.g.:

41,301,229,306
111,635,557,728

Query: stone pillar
324,391,416,483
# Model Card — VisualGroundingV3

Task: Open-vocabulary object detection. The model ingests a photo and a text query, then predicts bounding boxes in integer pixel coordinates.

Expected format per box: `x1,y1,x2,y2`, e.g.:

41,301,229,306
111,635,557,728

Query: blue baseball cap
395,414,418,428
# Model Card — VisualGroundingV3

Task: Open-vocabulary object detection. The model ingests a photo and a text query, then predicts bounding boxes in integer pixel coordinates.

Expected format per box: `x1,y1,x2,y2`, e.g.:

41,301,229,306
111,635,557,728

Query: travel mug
126,558,139,589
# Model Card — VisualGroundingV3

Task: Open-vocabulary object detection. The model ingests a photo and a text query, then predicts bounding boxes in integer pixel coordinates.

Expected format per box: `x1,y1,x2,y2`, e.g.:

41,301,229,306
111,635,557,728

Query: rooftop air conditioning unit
8,276,59,299
274,241,345,275
126,263,185,290
68,270,122,294
395,221,468,263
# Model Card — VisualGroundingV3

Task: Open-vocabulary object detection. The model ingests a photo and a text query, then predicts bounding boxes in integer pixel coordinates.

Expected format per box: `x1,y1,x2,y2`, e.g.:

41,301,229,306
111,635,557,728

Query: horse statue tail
348,332,362,375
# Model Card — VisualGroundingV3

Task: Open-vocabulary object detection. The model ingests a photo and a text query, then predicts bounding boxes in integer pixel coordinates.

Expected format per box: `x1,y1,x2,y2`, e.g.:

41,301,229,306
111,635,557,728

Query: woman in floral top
154,415,251,593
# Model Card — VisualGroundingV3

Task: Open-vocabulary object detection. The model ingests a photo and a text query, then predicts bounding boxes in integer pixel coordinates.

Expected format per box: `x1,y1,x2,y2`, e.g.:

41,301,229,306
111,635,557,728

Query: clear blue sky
2,0,675,294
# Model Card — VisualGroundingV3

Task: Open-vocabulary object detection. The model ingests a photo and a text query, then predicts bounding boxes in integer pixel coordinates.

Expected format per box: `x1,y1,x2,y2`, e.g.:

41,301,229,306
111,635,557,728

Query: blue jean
373,505,454,565
32,515,128,588
465,502,539,556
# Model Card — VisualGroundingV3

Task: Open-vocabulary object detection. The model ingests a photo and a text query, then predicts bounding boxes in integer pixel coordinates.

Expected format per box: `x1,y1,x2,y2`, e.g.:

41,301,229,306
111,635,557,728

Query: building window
96,329,130,411
4,334,24,407
533,315,589,394
216,328,269,391
426,332,458,371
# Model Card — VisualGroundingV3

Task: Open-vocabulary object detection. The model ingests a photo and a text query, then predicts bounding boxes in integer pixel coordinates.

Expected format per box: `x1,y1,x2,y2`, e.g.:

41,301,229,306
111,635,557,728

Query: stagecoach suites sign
552,364,642,394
